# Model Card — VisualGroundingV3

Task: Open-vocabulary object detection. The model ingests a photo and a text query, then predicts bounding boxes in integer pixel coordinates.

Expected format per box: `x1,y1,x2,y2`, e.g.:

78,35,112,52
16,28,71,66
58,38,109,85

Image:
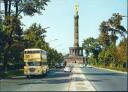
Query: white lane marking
69,67,96,91
69,73,77,91
79,69,96,91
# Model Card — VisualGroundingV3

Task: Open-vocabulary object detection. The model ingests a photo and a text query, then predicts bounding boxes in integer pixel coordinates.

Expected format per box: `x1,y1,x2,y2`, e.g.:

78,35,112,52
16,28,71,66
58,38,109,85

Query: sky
21,0,127,55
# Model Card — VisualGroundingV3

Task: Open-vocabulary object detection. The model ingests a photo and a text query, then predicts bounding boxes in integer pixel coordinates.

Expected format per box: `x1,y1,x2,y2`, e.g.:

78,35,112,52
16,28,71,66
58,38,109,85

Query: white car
80,64,84,68
86,65,92,68
64,66,71,72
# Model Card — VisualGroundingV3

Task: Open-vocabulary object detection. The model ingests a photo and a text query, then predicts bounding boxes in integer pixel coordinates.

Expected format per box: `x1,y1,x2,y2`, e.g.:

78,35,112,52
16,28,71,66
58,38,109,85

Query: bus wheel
43,70,47,76
26,75,30,78
46,69,47,73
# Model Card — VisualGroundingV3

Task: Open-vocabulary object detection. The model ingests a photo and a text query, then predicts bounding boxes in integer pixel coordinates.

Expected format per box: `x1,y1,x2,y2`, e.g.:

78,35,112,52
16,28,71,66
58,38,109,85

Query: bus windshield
26,62,41,66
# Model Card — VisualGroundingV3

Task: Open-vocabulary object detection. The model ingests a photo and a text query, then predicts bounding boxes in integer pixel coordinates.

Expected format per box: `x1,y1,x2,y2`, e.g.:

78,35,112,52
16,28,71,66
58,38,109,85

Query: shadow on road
18,78,70,85
73,72,124,76
8,69,71,85
0,69,70,80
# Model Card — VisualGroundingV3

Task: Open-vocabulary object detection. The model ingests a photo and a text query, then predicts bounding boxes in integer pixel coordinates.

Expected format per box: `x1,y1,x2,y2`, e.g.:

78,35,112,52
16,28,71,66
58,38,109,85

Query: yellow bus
24,48,49,77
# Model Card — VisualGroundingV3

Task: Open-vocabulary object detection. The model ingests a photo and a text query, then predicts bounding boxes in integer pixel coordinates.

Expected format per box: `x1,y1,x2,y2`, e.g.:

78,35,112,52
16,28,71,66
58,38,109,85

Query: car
86,64,92,68
55,63,61,68
64,66,71,72
55,65,61,68
80,64,84,68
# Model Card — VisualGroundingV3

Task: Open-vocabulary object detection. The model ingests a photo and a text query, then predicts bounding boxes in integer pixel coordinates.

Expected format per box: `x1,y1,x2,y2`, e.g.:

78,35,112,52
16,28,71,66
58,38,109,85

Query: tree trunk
8,0,12,16
3,51,8,73
3,0,9,73
4,0,8,16
111,31,117,46
15,1,18,17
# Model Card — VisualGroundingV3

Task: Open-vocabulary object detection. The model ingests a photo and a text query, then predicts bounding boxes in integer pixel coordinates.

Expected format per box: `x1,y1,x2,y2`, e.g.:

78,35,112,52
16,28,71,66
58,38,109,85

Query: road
81,66,127,91
0,66,127,91
0,69,71,91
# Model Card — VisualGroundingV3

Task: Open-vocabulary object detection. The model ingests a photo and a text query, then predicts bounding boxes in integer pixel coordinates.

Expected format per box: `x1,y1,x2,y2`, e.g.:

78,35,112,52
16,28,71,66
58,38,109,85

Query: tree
23,23,47,48
99,44,117,67
97,13,127,68
23,23,64,68
0,19,4,64
98,21,110,48
116,38,127,68
108,13,127,46
2,0,50,16
47,48,63,68
2,0,50,72
82,37,101,64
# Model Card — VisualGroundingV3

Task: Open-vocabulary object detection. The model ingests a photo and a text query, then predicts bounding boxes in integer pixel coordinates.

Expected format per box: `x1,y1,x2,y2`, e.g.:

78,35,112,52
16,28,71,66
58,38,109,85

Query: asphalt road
81,66,128,91
0,67,127,91
0,69,71,91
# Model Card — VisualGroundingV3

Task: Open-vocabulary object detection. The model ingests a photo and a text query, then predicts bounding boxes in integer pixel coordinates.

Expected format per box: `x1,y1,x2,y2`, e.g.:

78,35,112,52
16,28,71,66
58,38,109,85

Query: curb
92,66,127,74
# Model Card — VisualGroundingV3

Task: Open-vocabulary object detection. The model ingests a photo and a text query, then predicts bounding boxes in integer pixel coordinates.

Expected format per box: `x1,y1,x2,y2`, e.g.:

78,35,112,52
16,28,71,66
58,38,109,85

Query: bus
24,48,49,77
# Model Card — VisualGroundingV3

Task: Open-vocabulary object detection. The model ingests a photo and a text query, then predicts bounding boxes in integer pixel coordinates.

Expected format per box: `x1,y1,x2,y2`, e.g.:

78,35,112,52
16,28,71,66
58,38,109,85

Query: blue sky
21,0,127,55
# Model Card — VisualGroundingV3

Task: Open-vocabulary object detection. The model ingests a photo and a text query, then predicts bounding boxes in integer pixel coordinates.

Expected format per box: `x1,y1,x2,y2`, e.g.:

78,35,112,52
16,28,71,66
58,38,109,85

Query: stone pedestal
64,56,85,64
64,47,85,65
69,47,83,56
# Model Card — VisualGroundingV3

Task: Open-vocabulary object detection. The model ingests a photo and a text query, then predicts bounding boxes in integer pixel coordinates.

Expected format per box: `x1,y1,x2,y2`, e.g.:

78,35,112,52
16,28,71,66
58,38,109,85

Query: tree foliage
2,0,50,16
0,0,64,72
98,21,110,48
82,37,101,63
83,13,127,70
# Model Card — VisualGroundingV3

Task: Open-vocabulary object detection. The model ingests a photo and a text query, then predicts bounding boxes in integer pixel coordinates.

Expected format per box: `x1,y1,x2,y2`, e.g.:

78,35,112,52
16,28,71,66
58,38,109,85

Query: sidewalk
68,67,96,91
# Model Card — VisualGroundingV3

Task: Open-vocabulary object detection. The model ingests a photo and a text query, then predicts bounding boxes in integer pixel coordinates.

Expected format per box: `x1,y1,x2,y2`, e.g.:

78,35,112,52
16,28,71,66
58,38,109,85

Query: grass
92,64,128,72
0,69,24,79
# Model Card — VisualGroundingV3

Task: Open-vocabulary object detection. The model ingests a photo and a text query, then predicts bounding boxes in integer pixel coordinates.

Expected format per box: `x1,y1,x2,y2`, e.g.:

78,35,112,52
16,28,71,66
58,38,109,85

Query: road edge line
68,72,73,92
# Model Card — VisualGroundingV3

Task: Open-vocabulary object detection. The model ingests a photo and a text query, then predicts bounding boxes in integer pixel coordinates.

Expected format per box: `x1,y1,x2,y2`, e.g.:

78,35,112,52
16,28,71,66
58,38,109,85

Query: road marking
68,67,96,91
68,73,77,91
68,73,71,92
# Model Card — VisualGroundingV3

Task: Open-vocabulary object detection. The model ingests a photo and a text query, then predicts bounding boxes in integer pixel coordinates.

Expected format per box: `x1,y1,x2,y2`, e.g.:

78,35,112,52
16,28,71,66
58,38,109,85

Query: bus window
34,51,41,53
24,51,41,54
24,51,27,54
27,62,41,66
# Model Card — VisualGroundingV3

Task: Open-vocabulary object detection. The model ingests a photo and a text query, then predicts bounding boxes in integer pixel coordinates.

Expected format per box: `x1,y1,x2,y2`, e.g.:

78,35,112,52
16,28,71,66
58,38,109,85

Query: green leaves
82,37,99,54
1,0,51,72
83,13,127,69
99,13,127,48
19,0,50,16
82,37,101,64
98,21,110,48
23,23,46,48
23,23,63,67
